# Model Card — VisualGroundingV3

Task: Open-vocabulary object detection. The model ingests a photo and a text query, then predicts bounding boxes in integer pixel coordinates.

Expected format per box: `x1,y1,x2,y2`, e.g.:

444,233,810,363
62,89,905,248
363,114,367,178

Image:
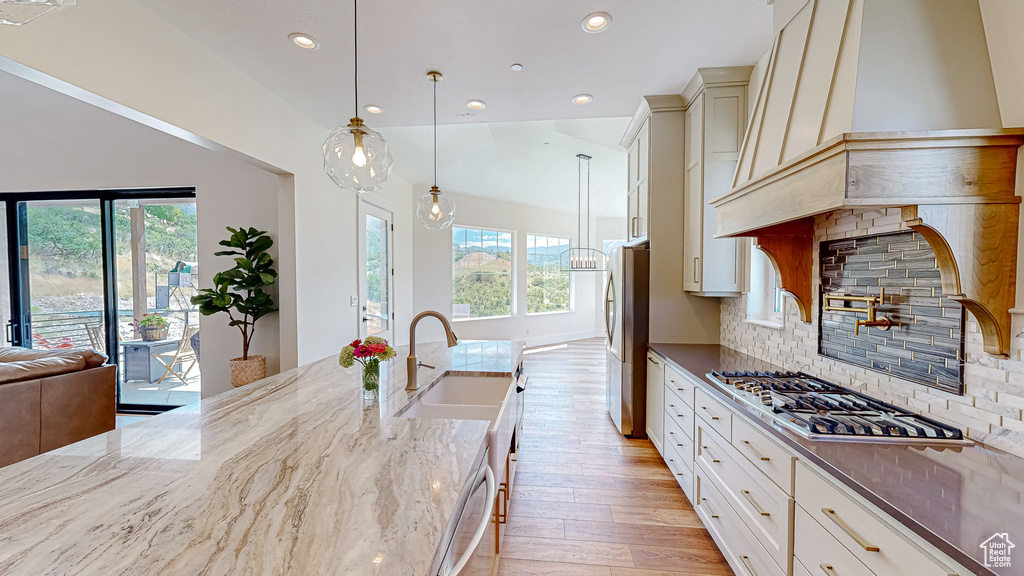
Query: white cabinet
625,118,650,243
681,67,752,296
646,352,665,454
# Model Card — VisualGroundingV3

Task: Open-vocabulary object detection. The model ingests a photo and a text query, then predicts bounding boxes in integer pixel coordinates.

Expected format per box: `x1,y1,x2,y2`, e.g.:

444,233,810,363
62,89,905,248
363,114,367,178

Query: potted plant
339,336,397,399
191,226,278,388
134,314,169,341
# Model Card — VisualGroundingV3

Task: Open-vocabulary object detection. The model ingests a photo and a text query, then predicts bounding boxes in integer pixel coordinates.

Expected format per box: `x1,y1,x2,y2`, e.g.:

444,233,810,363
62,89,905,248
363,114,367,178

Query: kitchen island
0,339,522,576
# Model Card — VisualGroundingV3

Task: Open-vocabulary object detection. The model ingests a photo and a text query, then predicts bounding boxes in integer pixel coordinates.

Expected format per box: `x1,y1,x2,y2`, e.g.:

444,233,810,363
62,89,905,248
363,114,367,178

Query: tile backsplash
819,232,965,394
722,208,1024,457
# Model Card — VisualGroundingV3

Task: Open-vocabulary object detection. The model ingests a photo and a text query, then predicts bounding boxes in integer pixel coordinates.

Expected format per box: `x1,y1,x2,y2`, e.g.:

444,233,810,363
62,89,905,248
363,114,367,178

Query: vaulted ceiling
137,0,773,129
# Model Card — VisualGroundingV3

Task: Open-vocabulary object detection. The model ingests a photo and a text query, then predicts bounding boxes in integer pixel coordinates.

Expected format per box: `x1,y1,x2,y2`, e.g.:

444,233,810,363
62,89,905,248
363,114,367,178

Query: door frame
356,197,395,343
0,188,196,413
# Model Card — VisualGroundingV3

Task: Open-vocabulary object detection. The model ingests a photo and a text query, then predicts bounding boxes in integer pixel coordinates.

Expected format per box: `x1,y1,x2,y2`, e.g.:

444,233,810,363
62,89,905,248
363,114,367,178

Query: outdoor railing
30,309,197,350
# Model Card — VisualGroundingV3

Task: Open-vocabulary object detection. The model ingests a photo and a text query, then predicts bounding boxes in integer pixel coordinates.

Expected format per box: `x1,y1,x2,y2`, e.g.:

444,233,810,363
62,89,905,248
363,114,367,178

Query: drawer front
695,388,733,442
696,462,786,576
697,424,792,572
796,463,956,576
795,505,874,576
664,396,694,440
664,364,696,408
663,411,693,471
664,440,695,503
732,415,796,496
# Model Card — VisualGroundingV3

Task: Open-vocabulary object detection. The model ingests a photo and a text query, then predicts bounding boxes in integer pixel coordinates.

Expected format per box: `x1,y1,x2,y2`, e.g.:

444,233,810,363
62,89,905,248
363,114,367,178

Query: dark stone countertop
649,343,1024,576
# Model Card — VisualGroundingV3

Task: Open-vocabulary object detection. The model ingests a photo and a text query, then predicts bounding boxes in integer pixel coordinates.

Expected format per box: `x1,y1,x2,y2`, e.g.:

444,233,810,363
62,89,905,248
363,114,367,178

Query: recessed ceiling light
510,63,523,72
288,33,319,50
466,100,487,110
582,12,611,33
364,105,382,114
572,94,593,105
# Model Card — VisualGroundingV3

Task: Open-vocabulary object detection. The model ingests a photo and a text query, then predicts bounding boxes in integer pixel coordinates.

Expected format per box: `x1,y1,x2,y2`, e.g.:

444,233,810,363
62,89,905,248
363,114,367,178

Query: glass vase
362,359,380,400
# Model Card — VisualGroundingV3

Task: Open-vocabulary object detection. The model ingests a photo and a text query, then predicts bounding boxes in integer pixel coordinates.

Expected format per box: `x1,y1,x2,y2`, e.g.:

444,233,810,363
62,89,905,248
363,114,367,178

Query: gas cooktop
706,371,968,444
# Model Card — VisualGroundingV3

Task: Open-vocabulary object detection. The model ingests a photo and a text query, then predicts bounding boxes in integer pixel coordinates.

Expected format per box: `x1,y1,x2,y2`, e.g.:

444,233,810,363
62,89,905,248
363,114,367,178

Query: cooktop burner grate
708,371,965,441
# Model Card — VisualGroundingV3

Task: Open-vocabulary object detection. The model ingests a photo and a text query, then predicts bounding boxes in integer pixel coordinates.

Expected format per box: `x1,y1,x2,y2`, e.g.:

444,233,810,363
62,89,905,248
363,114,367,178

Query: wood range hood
710,0,1024,357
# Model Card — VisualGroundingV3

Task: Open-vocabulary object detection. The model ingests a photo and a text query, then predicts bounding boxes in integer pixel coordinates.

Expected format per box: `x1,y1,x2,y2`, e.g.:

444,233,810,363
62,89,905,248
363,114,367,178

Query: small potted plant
134,314,169,341
339,336,397,399
191,226,278,388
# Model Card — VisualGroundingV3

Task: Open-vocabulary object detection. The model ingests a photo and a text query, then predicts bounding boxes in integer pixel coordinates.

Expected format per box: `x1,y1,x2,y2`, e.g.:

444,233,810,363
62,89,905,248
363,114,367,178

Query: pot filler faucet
406,310,459,390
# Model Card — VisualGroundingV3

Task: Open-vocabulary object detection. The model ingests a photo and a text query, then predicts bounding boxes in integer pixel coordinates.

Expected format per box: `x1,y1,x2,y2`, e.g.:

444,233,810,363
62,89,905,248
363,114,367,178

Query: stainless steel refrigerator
604,245,650,438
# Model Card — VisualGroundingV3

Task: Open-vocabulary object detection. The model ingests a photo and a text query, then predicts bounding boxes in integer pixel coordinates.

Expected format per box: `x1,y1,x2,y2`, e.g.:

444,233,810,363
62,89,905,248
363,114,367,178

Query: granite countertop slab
649,343,1024,576
0,339,523,576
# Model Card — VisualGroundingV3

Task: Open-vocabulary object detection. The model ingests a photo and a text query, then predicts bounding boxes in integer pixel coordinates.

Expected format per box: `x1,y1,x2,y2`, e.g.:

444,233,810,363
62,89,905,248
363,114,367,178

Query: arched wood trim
903,204,1018,357
754,218,815,324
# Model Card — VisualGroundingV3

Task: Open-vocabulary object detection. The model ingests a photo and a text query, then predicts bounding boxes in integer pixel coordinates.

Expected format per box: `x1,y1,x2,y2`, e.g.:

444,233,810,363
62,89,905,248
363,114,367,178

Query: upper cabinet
681,67,752,297
625,116,651,243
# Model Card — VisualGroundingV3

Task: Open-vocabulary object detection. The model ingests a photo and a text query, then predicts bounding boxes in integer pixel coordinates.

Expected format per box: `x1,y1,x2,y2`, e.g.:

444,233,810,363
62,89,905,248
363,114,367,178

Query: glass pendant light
560,154,606,272
323,0,393,193
417,71,456,230
0,0,75,25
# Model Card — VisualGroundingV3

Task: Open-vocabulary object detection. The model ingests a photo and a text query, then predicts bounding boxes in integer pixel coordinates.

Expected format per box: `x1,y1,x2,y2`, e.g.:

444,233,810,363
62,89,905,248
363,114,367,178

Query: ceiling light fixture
0,0,75,25
288,33,319,50
510,63,523,72
581,12,611,33
322,0,393,193
466,100,486,110
364,105,382,114
417,71,456,230
560,154,605,272
572,94,593,105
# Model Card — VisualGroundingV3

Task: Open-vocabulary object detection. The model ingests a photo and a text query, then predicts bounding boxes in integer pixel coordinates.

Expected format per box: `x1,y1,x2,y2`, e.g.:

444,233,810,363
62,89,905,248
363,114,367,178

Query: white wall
411,192,607,347
0,71,284,397
0,0,373,372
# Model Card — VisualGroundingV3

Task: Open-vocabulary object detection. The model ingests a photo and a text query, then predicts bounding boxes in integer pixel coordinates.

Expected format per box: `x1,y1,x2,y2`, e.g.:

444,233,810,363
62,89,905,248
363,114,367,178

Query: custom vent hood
711,0,1024,357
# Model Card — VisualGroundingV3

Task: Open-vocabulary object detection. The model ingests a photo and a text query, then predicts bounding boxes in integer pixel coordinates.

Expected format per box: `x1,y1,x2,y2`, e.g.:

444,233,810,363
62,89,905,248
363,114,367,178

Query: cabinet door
701,85,748,293
628,137,639,189
646,354,665,454
682,96,704,291
637,118,650,184
637,179,649,240
627,188,638,240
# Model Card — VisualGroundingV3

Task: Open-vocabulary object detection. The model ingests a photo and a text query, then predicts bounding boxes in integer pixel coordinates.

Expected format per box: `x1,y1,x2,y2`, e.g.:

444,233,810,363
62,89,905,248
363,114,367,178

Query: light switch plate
350,296,358,306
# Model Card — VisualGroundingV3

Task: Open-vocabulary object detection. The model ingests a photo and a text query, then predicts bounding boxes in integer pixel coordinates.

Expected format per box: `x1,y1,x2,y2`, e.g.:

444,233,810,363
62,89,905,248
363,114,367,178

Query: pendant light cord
577,155,583,252
433,78,437,188
353,0,358,116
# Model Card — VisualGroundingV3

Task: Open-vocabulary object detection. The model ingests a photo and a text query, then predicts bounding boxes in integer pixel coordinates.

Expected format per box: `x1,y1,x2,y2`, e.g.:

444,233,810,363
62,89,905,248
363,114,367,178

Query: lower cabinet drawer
663,409,693,469
664,442,694,503
696,424,793,573
732,415,796,496
664,394,694,439
696,462,785,576
695,388,733,442
794,504,874,576
796,463,957,576
665,364,696,408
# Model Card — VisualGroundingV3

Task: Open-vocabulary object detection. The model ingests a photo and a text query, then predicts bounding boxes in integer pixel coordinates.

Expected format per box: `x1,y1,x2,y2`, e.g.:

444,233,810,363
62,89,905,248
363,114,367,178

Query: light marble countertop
0,339,523,576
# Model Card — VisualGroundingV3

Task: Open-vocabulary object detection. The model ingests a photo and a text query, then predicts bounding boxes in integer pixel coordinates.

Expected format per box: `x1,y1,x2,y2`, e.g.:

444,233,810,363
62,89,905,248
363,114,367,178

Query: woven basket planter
139,326,168,341
230,355,266,388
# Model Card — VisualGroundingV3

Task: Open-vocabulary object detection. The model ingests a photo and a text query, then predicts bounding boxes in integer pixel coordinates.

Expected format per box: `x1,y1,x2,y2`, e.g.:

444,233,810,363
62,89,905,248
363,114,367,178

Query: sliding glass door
3,189,197,413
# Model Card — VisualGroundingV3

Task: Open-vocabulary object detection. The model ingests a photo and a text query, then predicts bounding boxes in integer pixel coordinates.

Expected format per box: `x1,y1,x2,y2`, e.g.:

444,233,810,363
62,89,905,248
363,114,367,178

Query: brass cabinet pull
693,257,700,283
820,564,839,576
821,508,880,552
700,406,720,420
649,356,659,365
741,490,771,516
701,445,720,463
739,555,760,576
742,440,771,462
701,497,719,519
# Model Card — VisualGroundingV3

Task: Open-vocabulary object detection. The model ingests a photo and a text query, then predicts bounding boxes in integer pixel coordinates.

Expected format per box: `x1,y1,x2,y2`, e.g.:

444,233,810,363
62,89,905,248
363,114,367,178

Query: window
452,227,513,319
747,239,784,327
526,234,571,314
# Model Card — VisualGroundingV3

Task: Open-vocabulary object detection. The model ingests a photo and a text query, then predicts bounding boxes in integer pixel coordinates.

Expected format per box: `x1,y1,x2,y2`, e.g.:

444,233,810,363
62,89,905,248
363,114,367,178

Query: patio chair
85,323,105,350
153,324,200,384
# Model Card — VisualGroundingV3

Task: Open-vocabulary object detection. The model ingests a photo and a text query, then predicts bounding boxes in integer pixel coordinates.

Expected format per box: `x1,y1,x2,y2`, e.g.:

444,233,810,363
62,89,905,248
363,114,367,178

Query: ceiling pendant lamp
323,0,393,193
417,71,456,230
0,0,74,25
560,154,605,272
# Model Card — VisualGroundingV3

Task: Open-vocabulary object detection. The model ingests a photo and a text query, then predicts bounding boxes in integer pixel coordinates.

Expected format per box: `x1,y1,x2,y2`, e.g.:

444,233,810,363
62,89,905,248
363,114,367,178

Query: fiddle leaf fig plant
191,226,278,360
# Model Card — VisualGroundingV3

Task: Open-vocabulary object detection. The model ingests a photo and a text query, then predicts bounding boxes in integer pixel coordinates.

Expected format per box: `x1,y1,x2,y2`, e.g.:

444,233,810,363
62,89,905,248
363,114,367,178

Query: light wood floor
497,339,733,576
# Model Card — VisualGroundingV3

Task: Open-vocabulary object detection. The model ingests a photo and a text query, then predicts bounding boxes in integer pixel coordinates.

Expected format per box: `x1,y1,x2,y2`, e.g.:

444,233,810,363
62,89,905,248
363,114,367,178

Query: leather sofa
0,347,116,468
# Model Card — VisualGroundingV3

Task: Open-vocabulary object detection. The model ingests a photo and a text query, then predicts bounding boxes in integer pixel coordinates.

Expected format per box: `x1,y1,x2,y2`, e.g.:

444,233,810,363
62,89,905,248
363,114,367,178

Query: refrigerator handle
604,272,615,341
